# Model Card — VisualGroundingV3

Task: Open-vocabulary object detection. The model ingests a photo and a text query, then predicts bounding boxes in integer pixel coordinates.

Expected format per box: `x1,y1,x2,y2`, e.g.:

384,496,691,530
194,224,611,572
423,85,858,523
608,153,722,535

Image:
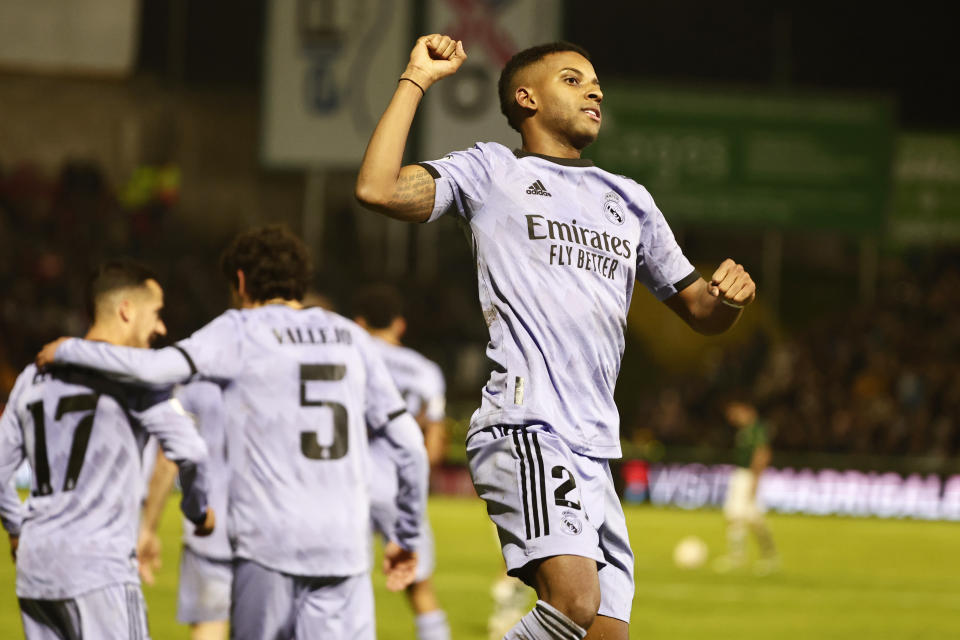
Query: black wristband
399,76,425,96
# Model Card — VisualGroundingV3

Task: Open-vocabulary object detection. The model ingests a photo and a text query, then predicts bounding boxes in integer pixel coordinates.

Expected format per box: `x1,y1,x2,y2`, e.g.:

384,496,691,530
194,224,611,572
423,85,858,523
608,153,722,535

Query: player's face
129,279,167,348
531,51,603,149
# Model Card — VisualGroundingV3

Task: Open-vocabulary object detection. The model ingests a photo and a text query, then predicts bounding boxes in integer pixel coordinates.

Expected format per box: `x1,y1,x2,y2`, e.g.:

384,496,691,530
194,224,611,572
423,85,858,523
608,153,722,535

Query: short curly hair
351,284,404,329
498,41,592,133
220,225,311,302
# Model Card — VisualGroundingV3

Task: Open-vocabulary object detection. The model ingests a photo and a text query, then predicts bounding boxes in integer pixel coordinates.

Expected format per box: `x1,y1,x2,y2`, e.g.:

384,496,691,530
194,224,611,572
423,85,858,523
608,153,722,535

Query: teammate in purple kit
1,261,214,639
356,35,757,640
353,284,451,640
37,227,430,640
138,380,232,640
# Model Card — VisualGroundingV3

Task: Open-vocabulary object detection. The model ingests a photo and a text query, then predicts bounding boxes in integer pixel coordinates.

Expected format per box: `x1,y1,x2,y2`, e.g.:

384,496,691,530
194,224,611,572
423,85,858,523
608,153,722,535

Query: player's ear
515,86,537,113
235,269,246,298
394,316,407,338
117,298,132,323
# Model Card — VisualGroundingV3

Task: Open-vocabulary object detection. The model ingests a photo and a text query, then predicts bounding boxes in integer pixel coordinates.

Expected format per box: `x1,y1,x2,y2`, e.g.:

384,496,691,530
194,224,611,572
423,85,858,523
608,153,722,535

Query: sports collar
514,149,594,167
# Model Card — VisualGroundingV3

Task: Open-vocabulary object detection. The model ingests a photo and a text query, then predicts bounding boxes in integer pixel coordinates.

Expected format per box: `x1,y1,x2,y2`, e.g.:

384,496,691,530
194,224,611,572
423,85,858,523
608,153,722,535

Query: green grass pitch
0,496,957,638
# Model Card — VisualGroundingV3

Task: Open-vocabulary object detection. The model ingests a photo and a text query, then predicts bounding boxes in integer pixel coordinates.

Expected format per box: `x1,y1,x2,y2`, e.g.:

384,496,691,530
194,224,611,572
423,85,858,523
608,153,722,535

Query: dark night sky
138,1,958,129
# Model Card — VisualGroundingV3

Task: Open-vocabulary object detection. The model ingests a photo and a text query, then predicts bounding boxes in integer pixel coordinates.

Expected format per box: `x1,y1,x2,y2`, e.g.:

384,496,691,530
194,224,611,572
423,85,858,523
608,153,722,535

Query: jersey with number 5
0,365,209,600
173,306,410,577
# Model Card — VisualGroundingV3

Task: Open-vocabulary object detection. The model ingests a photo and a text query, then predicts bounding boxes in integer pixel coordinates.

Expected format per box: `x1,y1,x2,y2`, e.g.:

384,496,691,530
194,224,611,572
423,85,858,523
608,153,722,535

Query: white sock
415,610,451,640
502,600,586,640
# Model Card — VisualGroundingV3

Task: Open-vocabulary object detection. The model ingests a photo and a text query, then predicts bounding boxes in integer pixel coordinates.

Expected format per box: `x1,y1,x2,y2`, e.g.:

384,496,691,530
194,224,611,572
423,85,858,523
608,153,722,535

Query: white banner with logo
421,0,561,159
261,0,412,167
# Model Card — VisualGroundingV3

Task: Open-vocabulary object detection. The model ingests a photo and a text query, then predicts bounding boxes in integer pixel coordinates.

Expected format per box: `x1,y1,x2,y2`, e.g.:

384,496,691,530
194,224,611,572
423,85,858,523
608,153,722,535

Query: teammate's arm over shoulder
37,337,193,387
664,258,756,335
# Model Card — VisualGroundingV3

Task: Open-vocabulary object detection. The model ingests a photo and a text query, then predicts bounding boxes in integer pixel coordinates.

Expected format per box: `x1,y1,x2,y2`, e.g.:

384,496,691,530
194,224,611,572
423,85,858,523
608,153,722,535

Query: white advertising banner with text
622,461,960,521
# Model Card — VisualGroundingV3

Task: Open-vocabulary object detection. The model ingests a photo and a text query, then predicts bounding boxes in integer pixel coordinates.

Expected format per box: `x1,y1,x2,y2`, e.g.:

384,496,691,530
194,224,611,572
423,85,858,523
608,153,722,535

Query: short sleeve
358,334,407,431
418,144,496,223
634,188,698,301
175,312,243,381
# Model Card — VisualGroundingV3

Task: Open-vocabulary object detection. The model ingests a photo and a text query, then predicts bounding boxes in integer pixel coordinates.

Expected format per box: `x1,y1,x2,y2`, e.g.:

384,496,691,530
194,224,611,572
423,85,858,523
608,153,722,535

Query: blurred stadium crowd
0,160,224,387
2,158,958,461
632,256,960,459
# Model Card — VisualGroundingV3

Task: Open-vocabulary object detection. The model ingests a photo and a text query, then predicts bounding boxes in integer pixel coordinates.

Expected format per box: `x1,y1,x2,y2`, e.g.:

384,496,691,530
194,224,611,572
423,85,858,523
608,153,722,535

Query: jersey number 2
299,364,349,460
27,394,99,496
552,465,582,510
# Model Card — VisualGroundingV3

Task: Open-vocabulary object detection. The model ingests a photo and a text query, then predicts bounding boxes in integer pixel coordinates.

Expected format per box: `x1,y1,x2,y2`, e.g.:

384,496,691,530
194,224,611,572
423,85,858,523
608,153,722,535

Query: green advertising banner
587,85,894,232
890,134,960,243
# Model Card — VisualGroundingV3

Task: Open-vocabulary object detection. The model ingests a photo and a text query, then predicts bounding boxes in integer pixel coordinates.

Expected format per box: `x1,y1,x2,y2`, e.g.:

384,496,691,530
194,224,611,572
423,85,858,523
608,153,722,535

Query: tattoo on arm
387,167,435,221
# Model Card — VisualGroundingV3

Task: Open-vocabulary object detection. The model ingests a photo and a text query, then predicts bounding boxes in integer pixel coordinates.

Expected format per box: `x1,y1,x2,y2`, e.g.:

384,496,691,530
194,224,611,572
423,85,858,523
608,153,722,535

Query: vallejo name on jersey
272,326,353,346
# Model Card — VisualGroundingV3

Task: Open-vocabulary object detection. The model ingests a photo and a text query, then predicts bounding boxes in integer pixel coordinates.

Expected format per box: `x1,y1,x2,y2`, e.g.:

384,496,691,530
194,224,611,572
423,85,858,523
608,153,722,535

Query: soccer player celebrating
353,284,451,640
1,261,213,639
37,226,429,640
356,35,757,640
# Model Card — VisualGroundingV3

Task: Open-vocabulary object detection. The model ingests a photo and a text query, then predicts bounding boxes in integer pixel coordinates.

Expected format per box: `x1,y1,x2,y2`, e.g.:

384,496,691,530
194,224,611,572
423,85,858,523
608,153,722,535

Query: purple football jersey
421,142,697,458
368,338,446,423
0,365,209,599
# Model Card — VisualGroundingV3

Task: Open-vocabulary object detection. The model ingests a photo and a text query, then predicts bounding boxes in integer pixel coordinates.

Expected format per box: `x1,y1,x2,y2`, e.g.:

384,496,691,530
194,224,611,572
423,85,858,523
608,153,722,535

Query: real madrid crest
602,192,625,226
560,510,583,536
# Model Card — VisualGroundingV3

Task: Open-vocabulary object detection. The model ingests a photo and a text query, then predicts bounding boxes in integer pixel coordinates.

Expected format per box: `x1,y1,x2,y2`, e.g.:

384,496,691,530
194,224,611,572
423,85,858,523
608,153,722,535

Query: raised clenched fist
401,34,467,92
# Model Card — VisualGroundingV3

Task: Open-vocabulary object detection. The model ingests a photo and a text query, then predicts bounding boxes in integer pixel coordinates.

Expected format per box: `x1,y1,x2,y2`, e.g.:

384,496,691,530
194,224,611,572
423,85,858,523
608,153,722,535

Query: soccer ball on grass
672,535,708,570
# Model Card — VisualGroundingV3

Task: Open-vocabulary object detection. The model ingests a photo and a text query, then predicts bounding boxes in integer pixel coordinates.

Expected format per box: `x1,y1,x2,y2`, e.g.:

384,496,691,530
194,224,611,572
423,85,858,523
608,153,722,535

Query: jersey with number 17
0,365,210,600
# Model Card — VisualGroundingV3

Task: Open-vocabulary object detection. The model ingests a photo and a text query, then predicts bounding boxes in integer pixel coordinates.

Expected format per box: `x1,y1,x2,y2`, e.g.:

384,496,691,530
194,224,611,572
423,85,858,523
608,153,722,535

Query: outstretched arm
664,259,757,335
355,34,466,222
375,411,429,591
140,399,213,536
137,448,178,584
